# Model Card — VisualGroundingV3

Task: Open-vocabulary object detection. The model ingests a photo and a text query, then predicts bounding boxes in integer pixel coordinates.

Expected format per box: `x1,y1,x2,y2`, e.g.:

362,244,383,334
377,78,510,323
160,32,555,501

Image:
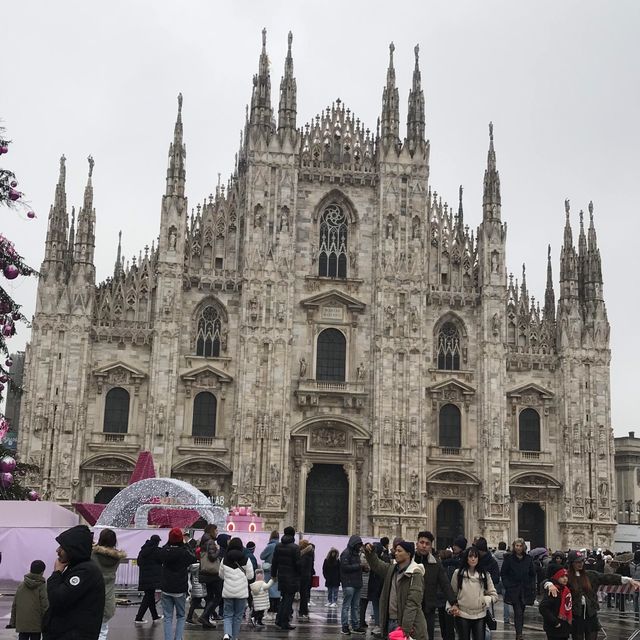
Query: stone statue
169,227,177,251
492,313,500,336
410,471,419,498
356,362,366,381
270,464,280,492
299,357,307,378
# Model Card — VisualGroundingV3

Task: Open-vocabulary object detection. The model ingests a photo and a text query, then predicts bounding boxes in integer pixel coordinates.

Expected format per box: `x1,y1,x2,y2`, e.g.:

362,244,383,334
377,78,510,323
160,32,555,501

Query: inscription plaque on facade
321,305,344,321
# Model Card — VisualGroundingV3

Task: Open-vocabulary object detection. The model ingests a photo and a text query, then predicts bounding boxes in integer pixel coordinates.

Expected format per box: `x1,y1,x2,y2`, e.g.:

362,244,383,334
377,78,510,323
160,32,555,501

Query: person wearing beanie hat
46,524,106,640
500,538,535,640
452,537,467,554
271,526,301,631
538,568,571,639
135,534,164,623
364,540,428,639
339,535,365,634
8,558,48,639
160,527,196,640
543,550,640,639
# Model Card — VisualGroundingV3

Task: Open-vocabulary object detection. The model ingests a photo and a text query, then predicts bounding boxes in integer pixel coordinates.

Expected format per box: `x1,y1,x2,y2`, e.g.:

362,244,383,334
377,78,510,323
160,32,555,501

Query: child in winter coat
8,560,49,640
249,569,274,627
538,568,571,639
186,560,207,624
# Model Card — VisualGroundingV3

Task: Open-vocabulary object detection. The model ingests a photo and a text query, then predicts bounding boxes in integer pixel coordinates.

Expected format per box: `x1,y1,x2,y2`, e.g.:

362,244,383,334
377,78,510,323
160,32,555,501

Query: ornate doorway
518,502,545,548
436,499,464,549
304,464,349,534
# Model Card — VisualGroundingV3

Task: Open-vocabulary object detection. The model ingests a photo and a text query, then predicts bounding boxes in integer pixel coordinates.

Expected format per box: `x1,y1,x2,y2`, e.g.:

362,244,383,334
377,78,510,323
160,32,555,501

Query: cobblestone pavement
0,589,638,640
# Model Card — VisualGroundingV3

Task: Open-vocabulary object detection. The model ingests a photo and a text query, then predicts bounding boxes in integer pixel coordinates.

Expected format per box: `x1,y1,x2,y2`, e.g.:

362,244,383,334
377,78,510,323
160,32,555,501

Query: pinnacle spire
250,28,273,132
277,31,297,131
585,200,603,301
114,230,123,278
380,42,400,148
166,94,186,197
559,198,579,301
406,43,425,153
482,122,501,219
74,155,96,270
43,154,70,268
544,244,556,322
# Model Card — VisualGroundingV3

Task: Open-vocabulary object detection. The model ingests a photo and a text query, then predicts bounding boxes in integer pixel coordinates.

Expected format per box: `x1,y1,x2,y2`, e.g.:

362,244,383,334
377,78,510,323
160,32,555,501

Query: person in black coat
500,538,536,640
538,568,571,639
271,526,301,631
160,528,196,640
135,534,163,623
297,540,315,619
44,524,106,640
322,548,341,607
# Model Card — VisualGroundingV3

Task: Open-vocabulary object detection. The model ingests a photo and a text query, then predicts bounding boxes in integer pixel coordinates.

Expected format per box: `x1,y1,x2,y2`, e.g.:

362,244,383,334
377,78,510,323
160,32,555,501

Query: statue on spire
88,155,94,178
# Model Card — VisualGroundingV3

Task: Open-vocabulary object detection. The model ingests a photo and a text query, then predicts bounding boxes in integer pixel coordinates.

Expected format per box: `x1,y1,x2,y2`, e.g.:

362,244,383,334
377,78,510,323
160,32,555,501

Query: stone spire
74,155,96,268
405,44,425,153
165,93,186,198
277,31,297,131
544,245,556,322
559,199,578,301
43,155,70,267
65,207,75,277
577,209,587,302
250,28,273,132
114,230,123,278
586,201,603,302
380,42,400,148
482,122,501,219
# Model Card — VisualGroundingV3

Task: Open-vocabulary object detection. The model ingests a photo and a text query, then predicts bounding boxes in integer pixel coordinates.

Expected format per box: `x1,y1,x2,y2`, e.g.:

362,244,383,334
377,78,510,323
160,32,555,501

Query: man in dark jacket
135,534,163,623
271,526,300,631
44,524,105,640
473,537,500,585
415,531,458,640
340,534,366,635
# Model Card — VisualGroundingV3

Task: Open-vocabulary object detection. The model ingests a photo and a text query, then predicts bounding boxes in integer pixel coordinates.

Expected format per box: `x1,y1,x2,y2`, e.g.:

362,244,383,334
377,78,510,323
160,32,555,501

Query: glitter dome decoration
95,477,222,529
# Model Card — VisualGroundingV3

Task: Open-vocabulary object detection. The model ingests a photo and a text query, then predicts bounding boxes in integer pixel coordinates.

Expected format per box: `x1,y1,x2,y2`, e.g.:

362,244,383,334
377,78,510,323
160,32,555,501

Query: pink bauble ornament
2,324,13,337
5,358,13,367
0,374,7,383
0,146,7,155
28,490,39,501
8,189,21,201
0,456,16,473
0,472,14,488
0,383,4,391
12,311,20,321
10,180,17,188
27,211,36,219
3,264,19,280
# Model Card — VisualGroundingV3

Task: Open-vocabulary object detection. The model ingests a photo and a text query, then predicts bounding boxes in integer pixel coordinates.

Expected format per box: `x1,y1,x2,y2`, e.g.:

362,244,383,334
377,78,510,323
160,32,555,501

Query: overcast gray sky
2,0,638,435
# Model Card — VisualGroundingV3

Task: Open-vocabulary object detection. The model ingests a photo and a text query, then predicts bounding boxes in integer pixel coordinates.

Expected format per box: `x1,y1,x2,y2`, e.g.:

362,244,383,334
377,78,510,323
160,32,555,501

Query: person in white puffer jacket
219,537,254,640
249,568,274,627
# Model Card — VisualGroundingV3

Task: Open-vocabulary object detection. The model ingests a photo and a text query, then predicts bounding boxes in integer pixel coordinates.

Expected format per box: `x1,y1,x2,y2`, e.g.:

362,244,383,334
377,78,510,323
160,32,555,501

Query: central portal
304,463,349,534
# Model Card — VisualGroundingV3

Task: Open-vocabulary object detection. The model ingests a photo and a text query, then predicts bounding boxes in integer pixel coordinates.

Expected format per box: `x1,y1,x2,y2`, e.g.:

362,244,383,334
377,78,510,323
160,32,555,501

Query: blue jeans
224,597,247,638
161,593,186,640
327,586,339,604
341,586,361,628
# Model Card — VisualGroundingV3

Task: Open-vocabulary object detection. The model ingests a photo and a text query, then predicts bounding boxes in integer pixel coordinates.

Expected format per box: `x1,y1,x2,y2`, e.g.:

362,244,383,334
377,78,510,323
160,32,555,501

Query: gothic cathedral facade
19,33,616,549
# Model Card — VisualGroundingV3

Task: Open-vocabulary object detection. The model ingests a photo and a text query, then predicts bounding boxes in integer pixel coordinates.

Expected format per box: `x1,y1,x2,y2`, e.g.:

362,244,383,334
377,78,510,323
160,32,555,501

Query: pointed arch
193,297,228,357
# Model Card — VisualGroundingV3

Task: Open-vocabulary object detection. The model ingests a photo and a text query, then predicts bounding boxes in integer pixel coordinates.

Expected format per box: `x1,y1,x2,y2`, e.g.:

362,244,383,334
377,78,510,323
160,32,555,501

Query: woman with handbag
500,538,536,640
449,547,498,640
197,526,222,629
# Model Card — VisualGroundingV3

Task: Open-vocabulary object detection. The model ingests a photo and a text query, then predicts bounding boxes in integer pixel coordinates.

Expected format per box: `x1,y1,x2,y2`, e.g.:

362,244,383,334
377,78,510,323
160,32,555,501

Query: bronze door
436,499,464,550
518,502,546,548
304,464,349,534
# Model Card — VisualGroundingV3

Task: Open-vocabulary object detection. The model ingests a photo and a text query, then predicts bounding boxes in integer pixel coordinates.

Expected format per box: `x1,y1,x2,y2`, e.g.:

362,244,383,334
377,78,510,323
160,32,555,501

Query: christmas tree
0,125,39,499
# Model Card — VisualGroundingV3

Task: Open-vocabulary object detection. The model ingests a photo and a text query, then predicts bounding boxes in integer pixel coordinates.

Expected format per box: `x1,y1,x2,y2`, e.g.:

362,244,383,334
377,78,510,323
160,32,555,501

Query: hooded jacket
365,547,428,640
340,535,364,589
450,568,498,620
10,572,49,633
538,583,571,638
219,548,254,599
136,538,163,591
91,544,126,620
271,534,301,594
45,525,106,640
160,542,196,594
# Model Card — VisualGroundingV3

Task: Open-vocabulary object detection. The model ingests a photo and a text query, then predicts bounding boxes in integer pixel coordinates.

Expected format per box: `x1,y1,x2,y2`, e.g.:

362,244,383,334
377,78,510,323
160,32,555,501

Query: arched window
192,392,217,438
316,328,346,382
437,322,461,370
519,408,541,451
103,387,130,433
196,305,222,357
439,404,461,449
318,204,348,278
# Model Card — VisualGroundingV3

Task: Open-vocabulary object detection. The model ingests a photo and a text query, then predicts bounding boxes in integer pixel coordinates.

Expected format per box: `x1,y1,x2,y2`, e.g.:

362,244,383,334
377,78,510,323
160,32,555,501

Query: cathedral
18,31,616,549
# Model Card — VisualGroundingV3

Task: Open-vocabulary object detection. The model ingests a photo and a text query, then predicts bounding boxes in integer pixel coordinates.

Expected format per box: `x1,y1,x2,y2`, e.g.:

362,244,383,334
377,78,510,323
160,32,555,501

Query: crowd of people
4,523,640,640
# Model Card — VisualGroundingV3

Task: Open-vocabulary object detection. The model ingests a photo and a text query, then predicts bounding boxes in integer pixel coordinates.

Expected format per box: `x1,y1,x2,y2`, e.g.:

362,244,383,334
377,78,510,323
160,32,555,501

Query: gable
299,289,366,313
180,364,233,385
426,378,476,396
507,383,554,400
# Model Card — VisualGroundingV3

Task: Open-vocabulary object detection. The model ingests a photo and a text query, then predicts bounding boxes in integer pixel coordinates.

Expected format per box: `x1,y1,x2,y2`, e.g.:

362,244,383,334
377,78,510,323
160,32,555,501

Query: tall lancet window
437,322,461,370
196,305,222,357
318,204,348,278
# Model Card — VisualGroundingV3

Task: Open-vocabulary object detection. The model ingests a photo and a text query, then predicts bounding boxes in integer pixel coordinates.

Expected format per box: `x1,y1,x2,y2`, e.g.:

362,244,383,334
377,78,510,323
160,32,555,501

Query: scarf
552,569,573,625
